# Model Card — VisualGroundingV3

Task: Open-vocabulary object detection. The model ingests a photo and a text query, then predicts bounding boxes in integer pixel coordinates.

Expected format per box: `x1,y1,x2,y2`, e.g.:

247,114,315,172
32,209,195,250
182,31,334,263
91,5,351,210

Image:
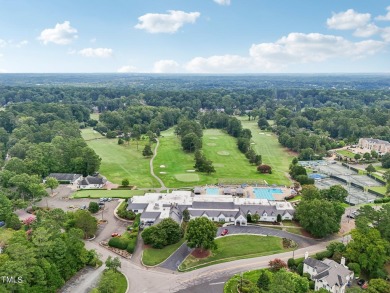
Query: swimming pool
206,188,220,195
253,188,283,200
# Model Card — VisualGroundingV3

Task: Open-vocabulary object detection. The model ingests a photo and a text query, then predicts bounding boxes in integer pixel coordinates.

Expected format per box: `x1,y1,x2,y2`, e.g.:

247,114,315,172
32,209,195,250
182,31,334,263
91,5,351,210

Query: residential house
45,173,82,185
78,176,106,189
303,252,354,293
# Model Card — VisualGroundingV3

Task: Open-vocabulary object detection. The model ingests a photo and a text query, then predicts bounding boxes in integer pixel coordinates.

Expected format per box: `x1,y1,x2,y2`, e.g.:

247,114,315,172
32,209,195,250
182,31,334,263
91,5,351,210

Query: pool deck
196,185,292,200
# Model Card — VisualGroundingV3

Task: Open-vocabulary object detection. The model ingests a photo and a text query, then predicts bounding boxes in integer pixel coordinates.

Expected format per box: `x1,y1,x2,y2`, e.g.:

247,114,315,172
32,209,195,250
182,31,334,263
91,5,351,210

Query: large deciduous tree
346,228,389,276
186,217,217,251
295,199,344,238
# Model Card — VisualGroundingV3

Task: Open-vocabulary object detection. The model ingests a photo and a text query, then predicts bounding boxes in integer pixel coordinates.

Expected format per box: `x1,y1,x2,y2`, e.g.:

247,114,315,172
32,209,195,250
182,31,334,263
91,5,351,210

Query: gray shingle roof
192,201,235,210
169,207,182,224
127,203,148,211
316,259,353,287
188,209,237,218
141,212,161,221
79,176,105,186
47,173,82,182
304,258,330,274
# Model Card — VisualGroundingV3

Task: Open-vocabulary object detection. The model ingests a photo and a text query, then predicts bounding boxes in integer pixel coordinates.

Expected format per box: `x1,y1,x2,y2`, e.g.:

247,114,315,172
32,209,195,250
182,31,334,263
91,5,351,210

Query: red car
221,229,229,236
111,233,120,237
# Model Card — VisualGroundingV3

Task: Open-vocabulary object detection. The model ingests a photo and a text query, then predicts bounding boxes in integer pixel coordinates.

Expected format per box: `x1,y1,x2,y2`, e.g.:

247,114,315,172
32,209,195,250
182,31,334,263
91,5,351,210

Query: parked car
221,229,229,236
111,232,120,237
107,198,112,202
357,279,365,286
0,221,5,228
79,205,87,210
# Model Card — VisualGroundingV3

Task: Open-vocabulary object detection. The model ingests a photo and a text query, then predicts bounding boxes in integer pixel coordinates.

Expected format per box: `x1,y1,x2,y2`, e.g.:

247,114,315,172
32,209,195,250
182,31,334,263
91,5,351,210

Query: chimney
341,257,346,266
304,252,309,259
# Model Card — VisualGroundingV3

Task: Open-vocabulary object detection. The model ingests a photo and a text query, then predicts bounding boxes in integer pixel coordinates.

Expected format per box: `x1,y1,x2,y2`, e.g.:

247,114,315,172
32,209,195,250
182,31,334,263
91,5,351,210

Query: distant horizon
1,1,390,73
0,71,390,76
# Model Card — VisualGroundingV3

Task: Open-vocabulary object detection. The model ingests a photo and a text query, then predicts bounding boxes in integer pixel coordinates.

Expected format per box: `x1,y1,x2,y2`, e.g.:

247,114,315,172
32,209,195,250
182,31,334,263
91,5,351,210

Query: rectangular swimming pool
253,188,283,200
206,188,220,195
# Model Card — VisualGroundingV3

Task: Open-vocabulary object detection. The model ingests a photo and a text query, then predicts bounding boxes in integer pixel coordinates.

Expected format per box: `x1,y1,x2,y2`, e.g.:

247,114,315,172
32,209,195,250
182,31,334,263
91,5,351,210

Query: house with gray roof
303,252,354,293
78,176,106,189
45,173,82,185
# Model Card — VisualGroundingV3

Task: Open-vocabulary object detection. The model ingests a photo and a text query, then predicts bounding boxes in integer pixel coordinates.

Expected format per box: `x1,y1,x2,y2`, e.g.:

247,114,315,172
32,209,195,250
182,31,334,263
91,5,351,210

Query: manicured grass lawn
81,129,158,187
0,228,14,245
154,128,264,188
142,238,186,266
71,189,145,198
81,128,105,141
337,150,356,159
287,195,301,202
239,118,293,186
91,270,127,293
179,235,287,271
369,186,387,195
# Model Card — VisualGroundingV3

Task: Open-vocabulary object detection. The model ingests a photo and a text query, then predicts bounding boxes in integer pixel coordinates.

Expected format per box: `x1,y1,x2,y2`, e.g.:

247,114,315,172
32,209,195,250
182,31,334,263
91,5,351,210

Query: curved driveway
160,225,318,271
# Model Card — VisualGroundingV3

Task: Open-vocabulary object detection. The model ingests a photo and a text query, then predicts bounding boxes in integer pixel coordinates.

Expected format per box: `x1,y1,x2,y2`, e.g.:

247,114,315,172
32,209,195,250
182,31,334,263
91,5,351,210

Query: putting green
174,173,200,182
217,151,230,156
207,143,217,146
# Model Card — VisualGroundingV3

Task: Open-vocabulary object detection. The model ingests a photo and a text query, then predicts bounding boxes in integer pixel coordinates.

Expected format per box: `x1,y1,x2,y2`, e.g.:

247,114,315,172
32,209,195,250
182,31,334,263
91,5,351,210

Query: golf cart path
150,138,166,189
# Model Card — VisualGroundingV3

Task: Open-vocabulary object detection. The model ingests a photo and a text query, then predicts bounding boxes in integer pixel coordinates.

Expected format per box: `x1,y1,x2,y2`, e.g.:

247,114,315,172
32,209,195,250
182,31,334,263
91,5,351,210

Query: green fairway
154,128,265,188
142,238,186,266
81,128,105,141
240,118,293,185
81,128,158,187
179,235,287,271
71,189,145,198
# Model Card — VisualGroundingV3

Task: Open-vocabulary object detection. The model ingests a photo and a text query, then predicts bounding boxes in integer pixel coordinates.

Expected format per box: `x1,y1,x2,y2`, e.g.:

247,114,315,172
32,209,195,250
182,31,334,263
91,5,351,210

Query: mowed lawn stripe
82,129,158,187
240,118,293,185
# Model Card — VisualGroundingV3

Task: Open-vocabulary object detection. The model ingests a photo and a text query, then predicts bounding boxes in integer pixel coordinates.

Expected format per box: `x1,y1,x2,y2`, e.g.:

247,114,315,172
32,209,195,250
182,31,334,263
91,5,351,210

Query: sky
1,0,390,73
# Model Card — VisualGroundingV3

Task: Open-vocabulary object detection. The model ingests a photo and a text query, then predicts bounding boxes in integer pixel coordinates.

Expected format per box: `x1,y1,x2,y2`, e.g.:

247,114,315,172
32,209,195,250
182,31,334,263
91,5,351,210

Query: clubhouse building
126,189,295,226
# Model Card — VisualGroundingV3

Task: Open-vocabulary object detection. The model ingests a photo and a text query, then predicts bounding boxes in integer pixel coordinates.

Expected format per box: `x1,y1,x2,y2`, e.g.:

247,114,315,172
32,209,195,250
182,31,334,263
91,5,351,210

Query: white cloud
153,60,180,73
0,39,6,48
117,65,137,73
186,55,250,73
327,9,371,30
250,33,384,63
0,68,7,73
15,40,28,48
38,21,78,45
353,23,380,37
135,10,200,33
78,48,113,58
90,38,97,43
184,32,386,73
376,6,390,21
213,0,231,5
381,27,390,42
